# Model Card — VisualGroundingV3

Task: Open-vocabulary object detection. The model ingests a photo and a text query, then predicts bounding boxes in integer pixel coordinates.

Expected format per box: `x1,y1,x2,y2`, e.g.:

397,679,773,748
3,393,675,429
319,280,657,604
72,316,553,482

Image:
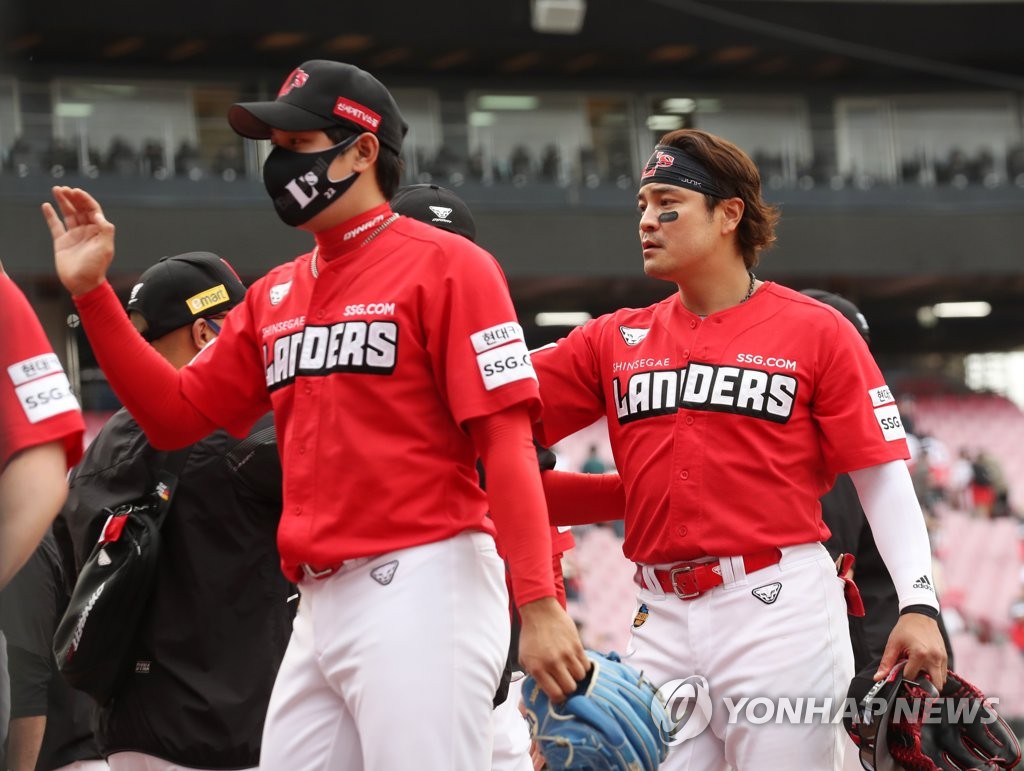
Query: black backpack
53,450,189,705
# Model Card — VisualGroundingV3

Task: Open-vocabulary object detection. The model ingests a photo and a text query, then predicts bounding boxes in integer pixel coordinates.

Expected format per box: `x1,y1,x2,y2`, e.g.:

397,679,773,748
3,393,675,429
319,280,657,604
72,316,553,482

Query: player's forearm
6,716,47,771
541,470,625,526
0,442,67,588
850,459,940,613
73,281,216,448
468,406,555,606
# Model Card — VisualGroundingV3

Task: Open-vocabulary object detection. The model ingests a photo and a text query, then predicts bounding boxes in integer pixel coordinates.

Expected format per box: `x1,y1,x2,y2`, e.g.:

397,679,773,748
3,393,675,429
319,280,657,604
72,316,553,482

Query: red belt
639,548,783,599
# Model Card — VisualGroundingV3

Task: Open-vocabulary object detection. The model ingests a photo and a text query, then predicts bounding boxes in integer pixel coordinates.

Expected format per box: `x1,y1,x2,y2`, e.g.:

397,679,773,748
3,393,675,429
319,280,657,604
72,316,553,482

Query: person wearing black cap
53,252,292,771
800,288,955,770
390,182,478,242
393,183,576,771
46,58,586,771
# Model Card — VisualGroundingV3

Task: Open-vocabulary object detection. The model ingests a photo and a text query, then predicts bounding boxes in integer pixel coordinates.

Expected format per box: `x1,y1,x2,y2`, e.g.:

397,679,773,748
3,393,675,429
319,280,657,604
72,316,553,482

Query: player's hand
42,186,116,297
517,596,589,703
876,613,948,689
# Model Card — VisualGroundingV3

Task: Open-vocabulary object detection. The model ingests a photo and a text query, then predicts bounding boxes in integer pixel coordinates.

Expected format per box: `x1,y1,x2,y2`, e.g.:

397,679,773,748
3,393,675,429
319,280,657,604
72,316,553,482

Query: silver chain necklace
741,271,757,303
310,213,400,279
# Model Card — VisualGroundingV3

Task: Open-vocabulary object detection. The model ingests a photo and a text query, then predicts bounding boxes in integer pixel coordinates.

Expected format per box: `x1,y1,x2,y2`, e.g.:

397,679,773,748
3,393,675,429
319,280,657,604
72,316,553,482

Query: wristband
900,604,939,619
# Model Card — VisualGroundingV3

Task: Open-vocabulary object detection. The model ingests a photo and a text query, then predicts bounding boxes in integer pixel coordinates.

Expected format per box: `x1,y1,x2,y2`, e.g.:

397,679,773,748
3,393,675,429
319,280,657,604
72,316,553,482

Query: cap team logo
619,325,649,346
428,205,453,223
655,675,714,745
278,68,309,96
129,282,144,304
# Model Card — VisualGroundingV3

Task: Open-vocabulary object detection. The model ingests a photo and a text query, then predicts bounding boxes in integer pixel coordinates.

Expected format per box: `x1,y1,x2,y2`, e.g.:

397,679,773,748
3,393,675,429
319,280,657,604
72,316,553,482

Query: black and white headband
639,145,732,198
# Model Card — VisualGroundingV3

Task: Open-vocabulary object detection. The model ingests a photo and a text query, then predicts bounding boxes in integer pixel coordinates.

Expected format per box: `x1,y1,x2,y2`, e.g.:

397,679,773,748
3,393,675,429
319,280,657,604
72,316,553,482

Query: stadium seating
913,393,1024,513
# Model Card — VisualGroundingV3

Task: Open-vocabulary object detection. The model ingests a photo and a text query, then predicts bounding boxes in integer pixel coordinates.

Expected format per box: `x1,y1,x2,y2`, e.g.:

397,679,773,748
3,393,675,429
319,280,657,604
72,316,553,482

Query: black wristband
900,603,940,619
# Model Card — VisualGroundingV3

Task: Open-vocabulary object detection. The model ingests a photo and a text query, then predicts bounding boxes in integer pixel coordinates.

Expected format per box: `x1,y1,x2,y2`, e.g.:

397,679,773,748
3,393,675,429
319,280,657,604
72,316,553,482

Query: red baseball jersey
0,273,84,470
174,206,541,580
532,282,909,565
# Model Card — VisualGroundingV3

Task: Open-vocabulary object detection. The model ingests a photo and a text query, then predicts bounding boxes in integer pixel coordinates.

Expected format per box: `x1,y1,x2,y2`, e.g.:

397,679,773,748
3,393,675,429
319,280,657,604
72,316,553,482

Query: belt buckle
668,564,701,599
301,563,336,580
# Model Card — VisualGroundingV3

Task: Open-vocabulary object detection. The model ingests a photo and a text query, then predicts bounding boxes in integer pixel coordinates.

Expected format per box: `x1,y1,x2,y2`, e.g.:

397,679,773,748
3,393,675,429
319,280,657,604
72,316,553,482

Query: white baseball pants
490,676,533,771
258,531,510,771
627,542,854,771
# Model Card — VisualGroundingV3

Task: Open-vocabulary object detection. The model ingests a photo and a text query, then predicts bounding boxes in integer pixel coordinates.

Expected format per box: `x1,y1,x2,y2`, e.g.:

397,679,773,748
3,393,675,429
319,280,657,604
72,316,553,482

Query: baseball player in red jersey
529,129,947,770
391,182,576,771
43,59,586,771
0,263,84,588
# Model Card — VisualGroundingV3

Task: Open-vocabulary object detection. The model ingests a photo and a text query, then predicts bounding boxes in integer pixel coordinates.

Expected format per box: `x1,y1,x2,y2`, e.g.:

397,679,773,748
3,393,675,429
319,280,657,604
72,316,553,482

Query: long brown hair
657,129,780,268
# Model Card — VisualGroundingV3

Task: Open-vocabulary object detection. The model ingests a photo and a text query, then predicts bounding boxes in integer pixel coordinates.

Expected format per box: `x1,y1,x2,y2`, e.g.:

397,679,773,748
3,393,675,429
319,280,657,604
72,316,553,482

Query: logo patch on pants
370,560,399,586
633,603,649,628
752,582,781,605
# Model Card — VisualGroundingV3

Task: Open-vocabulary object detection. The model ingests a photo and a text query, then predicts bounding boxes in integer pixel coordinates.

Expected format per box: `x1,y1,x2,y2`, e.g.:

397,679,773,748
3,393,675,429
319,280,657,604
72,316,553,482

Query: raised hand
42,186,116,296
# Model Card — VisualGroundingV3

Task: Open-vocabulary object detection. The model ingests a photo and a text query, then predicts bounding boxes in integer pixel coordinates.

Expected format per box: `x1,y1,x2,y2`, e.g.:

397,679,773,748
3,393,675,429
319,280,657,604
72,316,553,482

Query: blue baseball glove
522,650,669,771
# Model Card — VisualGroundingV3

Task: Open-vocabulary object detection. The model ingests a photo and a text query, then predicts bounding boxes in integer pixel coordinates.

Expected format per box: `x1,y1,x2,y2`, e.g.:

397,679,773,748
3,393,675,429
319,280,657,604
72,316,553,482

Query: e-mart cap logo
186,284,229,315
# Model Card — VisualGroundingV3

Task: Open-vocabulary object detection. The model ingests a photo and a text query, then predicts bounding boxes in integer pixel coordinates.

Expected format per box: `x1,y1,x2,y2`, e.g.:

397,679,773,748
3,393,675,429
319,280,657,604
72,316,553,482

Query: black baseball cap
391,184,477,242
228,60,408,155
801,288,870,343
126,252,247,342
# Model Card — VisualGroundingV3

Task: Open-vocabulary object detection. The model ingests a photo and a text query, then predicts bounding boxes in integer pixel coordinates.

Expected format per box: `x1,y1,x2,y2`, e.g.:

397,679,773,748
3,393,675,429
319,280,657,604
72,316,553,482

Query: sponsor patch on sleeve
470,322,524,354
14,371,80,424
7,353,64,386
873,403,906,442
476,341,537,391
868,384,895,407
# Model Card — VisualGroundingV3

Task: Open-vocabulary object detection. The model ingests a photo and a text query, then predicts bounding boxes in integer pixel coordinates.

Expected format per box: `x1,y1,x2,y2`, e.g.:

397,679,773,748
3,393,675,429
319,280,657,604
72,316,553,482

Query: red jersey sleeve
0,274,84,469
421,235,540,427
812,309,910,475
530,322,607,446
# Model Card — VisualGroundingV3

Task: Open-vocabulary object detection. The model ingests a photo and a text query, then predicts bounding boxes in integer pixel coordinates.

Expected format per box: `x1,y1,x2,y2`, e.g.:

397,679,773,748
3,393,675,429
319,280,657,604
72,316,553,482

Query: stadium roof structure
4,0,1024,92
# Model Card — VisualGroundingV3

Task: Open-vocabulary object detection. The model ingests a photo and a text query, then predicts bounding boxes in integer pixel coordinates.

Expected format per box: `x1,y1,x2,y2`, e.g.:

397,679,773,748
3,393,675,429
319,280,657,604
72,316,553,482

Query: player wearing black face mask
47,58,589,771
260,132,362,227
